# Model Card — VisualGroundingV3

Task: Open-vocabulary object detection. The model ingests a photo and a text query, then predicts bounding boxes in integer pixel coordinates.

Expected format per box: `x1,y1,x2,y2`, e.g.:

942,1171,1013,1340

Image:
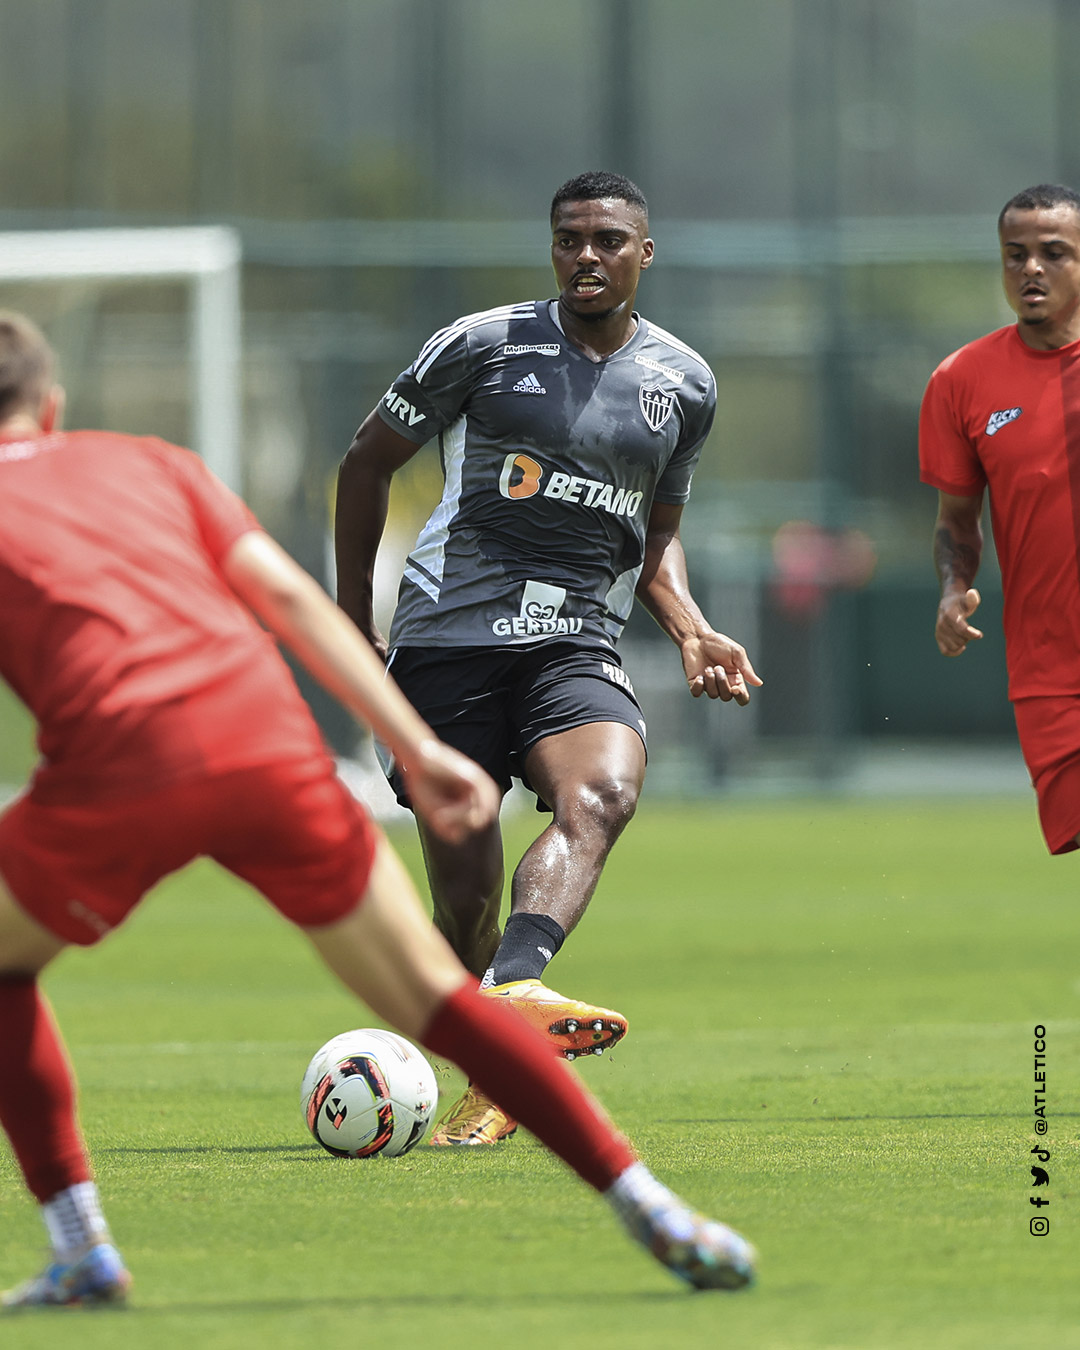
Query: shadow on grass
661,1111,1080,1123
94,1144,319,1157
107,1287,706,1317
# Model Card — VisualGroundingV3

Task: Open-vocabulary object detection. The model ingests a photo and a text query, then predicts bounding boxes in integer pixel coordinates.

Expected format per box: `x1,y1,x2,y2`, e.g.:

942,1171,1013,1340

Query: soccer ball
301,1028,438,1158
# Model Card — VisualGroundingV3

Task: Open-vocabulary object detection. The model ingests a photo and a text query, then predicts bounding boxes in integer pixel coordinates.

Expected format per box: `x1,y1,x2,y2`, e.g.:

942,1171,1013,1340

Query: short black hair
0,310,53,421
550,171,648,226
998,183,1080,230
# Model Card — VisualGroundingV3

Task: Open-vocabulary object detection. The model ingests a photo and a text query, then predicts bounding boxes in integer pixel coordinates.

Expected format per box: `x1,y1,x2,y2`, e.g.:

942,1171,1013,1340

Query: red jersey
919,324,1080,700
0,430,325,800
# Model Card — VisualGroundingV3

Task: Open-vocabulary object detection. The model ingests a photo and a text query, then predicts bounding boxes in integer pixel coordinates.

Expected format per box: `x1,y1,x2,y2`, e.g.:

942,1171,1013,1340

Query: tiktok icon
1029,1146,1050,1236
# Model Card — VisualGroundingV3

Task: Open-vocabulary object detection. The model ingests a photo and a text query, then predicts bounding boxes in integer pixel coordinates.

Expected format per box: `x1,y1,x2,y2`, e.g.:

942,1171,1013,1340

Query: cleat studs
565,1019,579,1034
592,1046,604,1055
565,1050,577,1061
591,1020,604,1032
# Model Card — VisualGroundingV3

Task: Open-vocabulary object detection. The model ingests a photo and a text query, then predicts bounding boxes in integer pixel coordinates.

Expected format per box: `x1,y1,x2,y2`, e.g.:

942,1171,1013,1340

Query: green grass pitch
1,798,1077,1349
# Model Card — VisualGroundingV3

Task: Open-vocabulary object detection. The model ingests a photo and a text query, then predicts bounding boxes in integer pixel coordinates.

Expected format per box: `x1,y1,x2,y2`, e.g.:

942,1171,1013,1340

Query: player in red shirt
920,183,1080,852
0,312,755,1308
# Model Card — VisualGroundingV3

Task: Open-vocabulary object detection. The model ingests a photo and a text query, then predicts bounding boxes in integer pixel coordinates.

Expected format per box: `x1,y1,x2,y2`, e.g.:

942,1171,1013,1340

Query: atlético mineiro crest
639,384,676,432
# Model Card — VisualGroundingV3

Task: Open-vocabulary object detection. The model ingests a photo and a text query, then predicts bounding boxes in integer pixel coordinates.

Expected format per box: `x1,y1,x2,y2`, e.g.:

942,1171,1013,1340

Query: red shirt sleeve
918,360,987,498
148,439,262,562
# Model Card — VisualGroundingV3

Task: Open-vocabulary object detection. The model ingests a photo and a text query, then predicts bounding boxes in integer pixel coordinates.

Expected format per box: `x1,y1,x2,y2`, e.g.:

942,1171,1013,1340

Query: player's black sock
486,912,566,986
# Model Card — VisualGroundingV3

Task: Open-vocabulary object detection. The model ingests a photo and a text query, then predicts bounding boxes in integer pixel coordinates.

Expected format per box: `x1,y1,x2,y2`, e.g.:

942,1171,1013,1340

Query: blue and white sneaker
608,1165,756,1291
2,1243,132,1310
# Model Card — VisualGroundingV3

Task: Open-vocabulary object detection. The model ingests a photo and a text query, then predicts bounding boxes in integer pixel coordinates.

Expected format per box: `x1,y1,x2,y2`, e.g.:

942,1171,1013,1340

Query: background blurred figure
921,183,1080,855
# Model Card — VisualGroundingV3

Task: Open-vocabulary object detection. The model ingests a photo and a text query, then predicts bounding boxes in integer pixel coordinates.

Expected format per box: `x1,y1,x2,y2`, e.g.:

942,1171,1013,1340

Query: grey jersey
378,299,716,650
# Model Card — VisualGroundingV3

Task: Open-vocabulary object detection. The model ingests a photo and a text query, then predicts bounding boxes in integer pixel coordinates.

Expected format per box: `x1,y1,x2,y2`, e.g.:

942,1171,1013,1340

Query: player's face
551,198,653,325
1000,205,1080,346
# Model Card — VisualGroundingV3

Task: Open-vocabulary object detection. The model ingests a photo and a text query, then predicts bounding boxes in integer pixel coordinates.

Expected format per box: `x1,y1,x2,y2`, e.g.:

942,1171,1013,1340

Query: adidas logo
985,406,1022,436
513,372,547,394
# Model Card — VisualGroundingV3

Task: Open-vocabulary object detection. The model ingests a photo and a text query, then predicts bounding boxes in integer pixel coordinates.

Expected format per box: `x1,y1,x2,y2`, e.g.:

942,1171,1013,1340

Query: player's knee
560,774,640,838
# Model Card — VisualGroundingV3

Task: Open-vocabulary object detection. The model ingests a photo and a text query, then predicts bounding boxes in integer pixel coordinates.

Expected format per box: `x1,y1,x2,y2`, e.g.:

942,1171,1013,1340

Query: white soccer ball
301,1028,438,1158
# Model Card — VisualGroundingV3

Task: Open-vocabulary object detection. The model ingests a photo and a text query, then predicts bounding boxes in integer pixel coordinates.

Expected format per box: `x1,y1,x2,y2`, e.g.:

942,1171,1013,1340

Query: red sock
421,982,637,1191
0,977,92,1202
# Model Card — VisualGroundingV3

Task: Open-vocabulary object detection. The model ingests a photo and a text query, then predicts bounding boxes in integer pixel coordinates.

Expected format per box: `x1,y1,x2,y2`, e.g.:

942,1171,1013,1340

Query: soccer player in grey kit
335,171,761,1145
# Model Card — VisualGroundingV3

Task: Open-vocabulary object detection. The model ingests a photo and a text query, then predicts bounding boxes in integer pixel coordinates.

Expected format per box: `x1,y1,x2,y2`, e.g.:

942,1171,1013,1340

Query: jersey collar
544,299,647,361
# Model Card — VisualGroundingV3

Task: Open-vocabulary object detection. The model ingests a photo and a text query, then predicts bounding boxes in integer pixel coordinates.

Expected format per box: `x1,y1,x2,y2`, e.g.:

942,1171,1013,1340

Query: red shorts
1012,696,1080,854
0,758,379,945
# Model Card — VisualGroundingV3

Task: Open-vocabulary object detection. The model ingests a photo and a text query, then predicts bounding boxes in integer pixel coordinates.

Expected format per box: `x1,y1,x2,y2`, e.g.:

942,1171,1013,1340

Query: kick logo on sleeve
985,406,1022,436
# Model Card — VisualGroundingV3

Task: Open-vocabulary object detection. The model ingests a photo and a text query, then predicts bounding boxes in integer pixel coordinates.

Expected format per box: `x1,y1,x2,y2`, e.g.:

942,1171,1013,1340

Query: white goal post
0,227,242,490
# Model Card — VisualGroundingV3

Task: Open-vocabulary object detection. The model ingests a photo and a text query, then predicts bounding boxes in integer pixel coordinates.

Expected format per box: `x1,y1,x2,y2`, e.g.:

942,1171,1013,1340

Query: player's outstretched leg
422,986,756,1290
305,843,757,1289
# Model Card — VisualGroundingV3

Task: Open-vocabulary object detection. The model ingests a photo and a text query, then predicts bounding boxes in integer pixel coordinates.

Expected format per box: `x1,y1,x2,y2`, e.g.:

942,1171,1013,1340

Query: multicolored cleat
428,1082,518,1146
608,1169,756,1292
2,1242,132,1311
483,978,628,1060
640,1208,756,1291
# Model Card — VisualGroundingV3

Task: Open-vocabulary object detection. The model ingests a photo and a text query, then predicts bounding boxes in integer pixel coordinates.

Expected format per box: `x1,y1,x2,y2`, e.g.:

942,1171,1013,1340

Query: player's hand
935,587,983,657
681,631,763,704
364,625,389,665
399,739,500,844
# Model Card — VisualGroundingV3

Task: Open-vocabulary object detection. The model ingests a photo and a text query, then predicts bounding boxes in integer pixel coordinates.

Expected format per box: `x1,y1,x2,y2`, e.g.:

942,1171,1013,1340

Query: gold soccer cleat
428,1082,518,1147
484,978,628,1060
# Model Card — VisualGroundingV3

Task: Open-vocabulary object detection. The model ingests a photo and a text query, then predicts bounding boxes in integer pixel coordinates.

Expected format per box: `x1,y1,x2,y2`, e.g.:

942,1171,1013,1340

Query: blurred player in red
0,312,755,1309
920,183,1080,854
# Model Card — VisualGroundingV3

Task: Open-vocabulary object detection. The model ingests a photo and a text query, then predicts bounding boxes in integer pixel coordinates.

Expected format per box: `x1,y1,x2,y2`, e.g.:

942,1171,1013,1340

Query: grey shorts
385,640,647,809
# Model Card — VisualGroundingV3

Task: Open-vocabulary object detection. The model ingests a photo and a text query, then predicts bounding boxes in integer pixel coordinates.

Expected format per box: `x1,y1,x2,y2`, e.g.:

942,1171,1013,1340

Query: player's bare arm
933,490,985,657
334,412,422,657
222,530,498,842
635,500,762,704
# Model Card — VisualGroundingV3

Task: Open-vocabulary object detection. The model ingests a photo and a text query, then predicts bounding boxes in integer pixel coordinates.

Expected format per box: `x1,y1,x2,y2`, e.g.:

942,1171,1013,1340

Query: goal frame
0,226,242,489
